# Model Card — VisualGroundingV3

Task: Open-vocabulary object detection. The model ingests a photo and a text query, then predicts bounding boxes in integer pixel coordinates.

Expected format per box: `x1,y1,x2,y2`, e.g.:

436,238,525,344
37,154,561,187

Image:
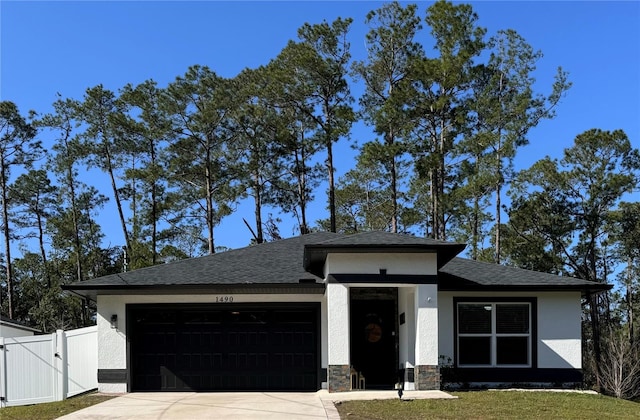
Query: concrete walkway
57,390,455,420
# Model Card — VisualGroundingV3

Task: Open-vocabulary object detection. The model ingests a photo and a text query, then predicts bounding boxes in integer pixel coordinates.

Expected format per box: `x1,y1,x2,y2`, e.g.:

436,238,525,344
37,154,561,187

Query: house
62,231,610,393
0,315,41,338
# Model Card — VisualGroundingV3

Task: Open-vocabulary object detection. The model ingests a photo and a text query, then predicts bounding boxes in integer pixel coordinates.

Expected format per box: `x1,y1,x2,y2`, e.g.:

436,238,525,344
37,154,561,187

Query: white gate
66,326,98,398
0,326,97,407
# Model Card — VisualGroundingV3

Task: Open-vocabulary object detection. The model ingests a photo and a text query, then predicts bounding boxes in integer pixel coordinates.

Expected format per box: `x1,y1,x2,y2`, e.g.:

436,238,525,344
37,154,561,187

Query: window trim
453,297,537,369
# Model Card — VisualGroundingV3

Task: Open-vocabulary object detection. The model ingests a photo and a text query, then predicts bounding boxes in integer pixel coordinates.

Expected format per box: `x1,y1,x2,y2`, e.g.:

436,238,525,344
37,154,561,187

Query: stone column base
328,365,351,392
415,365,440,390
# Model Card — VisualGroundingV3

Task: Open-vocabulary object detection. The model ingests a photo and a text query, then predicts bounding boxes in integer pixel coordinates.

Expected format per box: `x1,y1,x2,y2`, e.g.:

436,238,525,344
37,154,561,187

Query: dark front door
350,297,397,389
128,303,319,391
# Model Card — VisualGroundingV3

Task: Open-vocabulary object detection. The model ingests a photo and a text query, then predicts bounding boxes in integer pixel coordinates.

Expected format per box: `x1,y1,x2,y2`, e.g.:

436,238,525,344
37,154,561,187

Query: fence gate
66,326,99,398
0,326,97,408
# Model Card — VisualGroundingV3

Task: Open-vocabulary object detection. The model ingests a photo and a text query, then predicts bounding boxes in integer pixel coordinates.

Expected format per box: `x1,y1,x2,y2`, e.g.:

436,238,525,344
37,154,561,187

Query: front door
350,289,397,389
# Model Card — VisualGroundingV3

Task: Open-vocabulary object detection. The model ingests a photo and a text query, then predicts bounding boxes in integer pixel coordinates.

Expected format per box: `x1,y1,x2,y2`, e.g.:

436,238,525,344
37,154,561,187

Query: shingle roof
439,257,611,294
303,231,466,275
65,231,337,290
63,231,610,299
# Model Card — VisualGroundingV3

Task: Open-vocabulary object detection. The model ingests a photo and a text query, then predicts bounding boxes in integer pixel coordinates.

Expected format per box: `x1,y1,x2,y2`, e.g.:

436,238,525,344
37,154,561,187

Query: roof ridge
311,230,411,244
310,230,464,246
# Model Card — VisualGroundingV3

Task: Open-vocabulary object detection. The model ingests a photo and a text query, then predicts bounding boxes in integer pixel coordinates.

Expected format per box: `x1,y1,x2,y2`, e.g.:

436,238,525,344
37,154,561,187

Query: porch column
327,283,350,392
414,284,440,390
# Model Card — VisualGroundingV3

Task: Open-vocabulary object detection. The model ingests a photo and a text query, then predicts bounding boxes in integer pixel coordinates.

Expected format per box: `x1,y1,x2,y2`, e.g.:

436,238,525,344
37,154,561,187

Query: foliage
163,65,242,254
598,328,640,399
117,79,173,267
505,128,640,393
463,28,570,262
406,0,485,241
0,101,41,318
316,151,418,234
271,17,355,233
352,1,421,233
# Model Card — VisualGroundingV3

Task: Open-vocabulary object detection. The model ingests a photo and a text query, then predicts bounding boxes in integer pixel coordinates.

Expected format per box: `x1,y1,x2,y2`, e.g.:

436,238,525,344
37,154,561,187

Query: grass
336,391,640,419
1,392,116,420
3,390,637,420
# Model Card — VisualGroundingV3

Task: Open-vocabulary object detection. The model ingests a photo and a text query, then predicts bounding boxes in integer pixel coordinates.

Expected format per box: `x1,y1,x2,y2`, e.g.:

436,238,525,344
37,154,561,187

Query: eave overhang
62,282,326,302
438,275,612,297
328,273,438,284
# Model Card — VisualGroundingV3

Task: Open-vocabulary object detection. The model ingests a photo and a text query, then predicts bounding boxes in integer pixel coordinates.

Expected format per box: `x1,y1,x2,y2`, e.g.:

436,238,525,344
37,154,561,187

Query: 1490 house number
215,296,234,303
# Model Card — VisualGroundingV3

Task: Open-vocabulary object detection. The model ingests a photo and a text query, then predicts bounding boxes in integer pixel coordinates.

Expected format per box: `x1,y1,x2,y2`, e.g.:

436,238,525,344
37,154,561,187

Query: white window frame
457,302,532,368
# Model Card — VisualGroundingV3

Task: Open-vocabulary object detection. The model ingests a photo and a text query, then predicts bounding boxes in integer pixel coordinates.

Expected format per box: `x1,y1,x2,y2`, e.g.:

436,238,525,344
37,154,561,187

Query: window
457,302,531,367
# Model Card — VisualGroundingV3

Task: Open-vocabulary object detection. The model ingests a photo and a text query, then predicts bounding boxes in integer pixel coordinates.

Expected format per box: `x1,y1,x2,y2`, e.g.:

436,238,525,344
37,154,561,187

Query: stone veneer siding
328,365,351,392
415,365,440,390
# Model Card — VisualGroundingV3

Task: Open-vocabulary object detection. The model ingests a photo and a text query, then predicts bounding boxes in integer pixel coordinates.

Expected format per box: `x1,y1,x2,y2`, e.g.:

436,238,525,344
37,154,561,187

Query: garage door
128,304,319,391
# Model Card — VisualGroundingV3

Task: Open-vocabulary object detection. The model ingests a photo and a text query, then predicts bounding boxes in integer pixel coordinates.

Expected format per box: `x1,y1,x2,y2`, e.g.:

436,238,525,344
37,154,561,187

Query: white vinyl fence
0,326,97,407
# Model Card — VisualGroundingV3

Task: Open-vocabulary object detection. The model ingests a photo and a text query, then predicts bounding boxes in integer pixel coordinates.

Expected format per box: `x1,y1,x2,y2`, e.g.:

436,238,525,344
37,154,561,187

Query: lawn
1,392,116,420
336,391,640,419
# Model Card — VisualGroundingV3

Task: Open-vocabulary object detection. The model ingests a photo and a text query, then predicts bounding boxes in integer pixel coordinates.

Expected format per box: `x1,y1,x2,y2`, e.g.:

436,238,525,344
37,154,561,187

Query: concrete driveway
57,390,455,420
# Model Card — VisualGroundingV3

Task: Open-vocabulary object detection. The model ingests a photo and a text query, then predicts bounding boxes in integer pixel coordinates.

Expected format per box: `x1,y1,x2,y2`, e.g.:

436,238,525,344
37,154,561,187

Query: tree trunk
386,127,398,233
150,142,158,264
495,129,503,264
327,137,336,233
627,284,634,347
36,210,49,288
495,74,504,264
205,149,215,254
295,144,309,235
495,179,502,264
590,293,603,389
131,159,137,242
253,165,264,244
472,194,479,260
628,260,634,346
67,165,83,283
429,169,437,239
390,152,398,233
438,118,446,241
151,180,157,264
1,161,13,318
103,142,131,253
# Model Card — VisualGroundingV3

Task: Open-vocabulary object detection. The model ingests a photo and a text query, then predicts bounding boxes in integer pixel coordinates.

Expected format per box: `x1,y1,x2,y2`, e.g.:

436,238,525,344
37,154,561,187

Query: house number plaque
215,296,234,303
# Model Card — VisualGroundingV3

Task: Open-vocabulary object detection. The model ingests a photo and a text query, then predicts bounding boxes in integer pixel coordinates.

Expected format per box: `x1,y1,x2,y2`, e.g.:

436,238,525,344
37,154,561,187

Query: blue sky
1,1,639,252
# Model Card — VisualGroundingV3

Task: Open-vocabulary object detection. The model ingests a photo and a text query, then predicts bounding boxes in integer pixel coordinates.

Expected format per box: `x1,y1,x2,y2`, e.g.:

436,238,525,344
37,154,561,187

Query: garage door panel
129,304,319,391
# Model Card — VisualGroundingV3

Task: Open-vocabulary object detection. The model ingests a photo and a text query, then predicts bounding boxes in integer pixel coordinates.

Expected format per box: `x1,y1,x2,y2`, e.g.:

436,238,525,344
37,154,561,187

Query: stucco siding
415,284,439,366
326,284,349,365
537,292,582,369
438,291,582,369
325,253,437,275
97,296,127,371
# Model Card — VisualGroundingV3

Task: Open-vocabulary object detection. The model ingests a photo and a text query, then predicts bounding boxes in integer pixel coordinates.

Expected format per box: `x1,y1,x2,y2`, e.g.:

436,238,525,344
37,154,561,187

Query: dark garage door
128,304,319,391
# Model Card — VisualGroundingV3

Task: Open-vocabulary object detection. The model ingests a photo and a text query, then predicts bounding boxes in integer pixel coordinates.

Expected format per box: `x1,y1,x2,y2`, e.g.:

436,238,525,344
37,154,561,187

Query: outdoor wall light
110,314,118,329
